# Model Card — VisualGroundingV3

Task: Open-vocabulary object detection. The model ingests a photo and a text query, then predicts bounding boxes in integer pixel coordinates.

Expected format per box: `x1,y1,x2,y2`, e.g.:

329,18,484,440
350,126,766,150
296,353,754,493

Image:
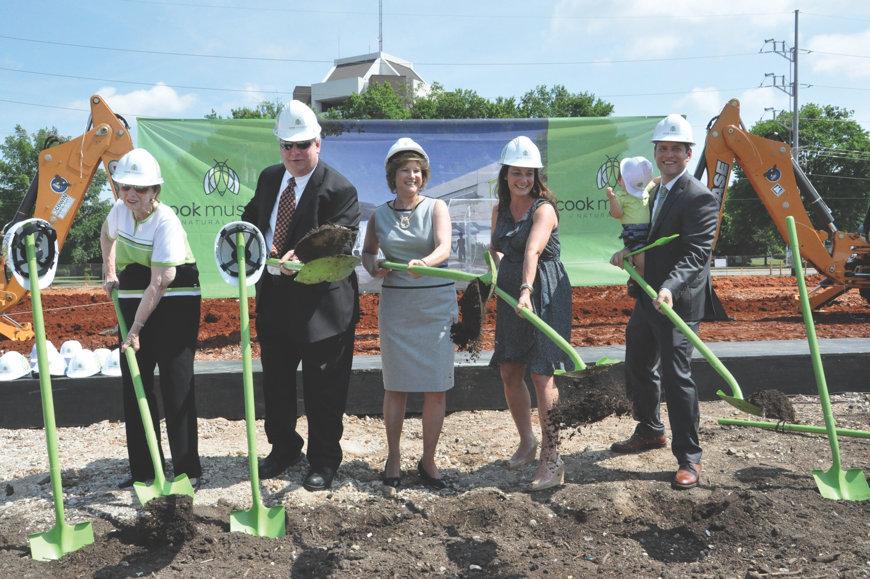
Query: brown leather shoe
673,463,701,489
610,433,667,453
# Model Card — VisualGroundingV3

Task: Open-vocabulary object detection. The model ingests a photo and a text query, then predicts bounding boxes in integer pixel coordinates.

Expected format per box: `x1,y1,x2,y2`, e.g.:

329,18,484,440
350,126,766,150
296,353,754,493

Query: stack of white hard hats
59,340,83,366
66,349,101,379
102,348,122,377
0,351,32,381
29,340,67,376
94,348,111,372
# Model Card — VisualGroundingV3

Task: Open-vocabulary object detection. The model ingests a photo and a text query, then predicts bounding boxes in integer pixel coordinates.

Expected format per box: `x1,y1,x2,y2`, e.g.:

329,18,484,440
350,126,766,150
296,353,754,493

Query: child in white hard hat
605,156,657,283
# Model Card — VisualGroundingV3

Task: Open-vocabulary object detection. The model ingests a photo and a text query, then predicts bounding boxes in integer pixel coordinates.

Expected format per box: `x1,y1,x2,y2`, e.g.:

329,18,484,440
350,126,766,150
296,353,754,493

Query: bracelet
519,283,534,294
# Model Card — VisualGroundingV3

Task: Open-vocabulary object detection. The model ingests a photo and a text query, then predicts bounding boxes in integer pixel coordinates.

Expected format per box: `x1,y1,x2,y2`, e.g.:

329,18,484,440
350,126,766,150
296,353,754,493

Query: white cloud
625,34,681,59
806,28,870,79
69,83,197,118
674,86,723,128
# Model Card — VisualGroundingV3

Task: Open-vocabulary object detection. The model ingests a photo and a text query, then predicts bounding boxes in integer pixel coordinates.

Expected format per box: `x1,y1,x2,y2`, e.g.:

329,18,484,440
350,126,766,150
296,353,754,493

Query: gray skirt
379,283,457,392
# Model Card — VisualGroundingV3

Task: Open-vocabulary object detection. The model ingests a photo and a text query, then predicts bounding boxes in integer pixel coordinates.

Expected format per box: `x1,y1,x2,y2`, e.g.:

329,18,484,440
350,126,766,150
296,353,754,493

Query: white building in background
294,51,429,113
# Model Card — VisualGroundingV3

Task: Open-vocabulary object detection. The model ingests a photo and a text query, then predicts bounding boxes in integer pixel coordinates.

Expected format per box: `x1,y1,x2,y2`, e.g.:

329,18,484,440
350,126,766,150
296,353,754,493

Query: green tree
717,103,870,256
0,126,111,265
518,84,614,118
205,100,284,120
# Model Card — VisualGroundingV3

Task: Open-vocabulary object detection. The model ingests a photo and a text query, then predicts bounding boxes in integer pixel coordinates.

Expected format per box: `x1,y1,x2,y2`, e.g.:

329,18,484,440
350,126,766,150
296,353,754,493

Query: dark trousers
624,299,702,466
119,296,202,481
257,325,356,471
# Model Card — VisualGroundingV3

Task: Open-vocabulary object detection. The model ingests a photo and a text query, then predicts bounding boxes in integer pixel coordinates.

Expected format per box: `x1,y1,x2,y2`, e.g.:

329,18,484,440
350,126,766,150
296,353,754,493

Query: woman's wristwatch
519,283,534,294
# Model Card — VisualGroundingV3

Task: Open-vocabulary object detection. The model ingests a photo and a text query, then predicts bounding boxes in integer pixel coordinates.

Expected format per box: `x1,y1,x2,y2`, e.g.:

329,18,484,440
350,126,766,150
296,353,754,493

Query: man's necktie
651,185,669,226
271,177,296,256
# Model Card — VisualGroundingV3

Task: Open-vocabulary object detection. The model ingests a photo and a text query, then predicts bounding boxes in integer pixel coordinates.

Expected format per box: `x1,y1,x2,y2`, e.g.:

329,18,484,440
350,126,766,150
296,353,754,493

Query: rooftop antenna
378,0,383,52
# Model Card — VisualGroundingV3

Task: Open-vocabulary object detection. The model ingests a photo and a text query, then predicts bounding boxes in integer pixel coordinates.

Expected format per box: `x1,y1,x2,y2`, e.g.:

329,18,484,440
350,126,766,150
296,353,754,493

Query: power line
115,0,792,21
0,65,290,96
809,84,870,92
806,174,870,182
0,33,758,66
802,11,870,22
808,50,870,59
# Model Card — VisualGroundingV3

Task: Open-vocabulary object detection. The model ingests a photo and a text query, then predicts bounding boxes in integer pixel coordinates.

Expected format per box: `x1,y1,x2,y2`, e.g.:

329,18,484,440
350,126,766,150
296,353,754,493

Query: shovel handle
621,260,746,403
111,290,167,488
380,260,482,283
265,258,303,271
624,233,680,259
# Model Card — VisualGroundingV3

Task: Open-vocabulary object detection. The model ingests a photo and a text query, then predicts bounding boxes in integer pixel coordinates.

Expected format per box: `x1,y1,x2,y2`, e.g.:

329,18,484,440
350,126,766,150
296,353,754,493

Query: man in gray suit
609,114,719,489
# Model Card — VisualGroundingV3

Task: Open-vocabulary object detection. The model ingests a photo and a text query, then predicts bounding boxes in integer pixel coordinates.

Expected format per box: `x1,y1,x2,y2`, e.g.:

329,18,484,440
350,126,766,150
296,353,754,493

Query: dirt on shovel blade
293,224,356,262
450,280,488,359
747,389,797,422
136,495,197,547
551,363,631,428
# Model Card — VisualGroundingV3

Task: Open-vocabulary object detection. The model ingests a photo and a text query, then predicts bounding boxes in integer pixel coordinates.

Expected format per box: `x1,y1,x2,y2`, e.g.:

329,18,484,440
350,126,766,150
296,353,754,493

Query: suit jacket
644,172,719,321
242,161,361,342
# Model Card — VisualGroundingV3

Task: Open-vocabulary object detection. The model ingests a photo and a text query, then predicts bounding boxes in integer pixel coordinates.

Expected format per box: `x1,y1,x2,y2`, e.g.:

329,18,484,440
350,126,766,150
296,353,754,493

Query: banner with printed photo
139,116,659,297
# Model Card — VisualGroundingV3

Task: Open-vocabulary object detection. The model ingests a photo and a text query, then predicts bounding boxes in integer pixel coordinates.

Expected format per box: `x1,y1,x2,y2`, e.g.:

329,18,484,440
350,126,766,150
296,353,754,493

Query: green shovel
620,235,763,417
265,255,360,284
381,251,592,372
230,231,286,537
786,215,870,501
23,232,94,561
111,291,195,506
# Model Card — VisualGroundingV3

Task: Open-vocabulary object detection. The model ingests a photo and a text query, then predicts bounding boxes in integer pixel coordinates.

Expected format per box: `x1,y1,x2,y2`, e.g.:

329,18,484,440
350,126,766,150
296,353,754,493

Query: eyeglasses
280,139,315,151
119,184,153,193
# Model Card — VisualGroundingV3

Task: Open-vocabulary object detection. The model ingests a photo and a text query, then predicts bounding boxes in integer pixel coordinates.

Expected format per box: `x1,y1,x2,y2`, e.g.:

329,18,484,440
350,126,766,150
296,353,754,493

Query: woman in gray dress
490,136,572,491
362,138,456,489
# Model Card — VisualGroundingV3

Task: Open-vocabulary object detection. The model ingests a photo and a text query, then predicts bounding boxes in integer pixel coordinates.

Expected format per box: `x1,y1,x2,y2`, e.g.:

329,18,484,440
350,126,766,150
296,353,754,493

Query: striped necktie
271,177,297,256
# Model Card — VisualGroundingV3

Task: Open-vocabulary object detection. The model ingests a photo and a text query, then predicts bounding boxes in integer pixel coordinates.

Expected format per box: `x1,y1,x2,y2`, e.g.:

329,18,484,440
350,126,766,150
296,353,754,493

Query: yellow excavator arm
0,95,133,341
697,98,870,309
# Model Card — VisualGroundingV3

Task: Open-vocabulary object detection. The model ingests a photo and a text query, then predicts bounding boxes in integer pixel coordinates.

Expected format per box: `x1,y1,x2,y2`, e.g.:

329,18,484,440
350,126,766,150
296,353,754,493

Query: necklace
392,196,420,229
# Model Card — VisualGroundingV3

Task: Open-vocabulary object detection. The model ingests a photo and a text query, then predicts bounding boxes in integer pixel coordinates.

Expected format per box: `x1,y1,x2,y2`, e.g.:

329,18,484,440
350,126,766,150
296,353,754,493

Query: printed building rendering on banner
138,116,659,298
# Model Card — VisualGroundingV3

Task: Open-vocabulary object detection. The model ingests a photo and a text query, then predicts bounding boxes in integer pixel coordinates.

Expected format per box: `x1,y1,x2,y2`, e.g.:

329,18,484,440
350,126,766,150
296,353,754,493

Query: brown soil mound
2,275,868,360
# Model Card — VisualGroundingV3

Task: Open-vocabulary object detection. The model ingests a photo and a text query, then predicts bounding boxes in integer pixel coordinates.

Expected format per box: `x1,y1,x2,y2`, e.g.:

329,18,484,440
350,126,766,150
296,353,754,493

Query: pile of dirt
748,389,798,422
552,363,632,427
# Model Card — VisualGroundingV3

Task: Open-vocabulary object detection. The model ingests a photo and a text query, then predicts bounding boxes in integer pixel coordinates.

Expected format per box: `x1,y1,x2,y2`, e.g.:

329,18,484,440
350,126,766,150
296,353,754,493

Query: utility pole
760,9,800,161
378,0,383,52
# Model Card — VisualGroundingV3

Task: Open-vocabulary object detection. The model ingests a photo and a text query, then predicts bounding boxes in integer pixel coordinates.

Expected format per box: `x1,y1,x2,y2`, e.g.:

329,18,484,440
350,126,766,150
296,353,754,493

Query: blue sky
1,0,869,153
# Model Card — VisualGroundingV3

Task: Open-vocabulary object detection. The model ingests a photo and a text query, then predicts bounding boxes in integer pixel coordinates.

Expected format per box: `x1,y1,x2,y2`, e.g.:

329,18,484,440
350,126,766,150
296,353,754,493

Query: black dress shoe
417,460,447,490
116,476,134,489
303,467,336,492
610,433,667,454
259,448,304,479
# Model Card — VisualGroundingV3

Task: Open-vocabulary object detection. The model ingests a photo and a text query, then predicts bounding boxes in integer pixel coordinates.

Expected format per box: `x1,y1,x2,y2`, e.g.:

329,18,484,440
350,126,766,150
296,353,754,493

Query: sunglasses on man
279,139,315,151
118,184,153,193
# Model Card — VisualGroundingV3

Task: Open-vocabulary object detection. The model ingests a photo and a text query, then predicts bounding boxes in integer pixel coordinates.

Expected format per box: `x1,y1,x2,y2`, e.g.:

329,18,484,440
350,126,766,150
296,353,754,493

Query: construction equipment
4,219,94,560
0,95,133,342
697,98,870,309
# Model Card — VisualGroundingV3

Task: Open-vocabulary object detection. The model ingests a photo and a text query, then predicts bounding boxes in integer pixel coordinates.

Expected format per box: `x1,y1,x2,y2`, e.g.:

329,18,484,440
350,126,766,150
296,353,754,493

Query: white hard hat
214,221,267,286
94,347,111,370
59,340,83,364
112,148,164,186
651,114,695,145
499,136,543,168
619,156,654,198
274,100,321,142
0,351,32,381
66,349,101,379
29,341,66,376
102,348,122,377
384,138,429,168
2,218,59,291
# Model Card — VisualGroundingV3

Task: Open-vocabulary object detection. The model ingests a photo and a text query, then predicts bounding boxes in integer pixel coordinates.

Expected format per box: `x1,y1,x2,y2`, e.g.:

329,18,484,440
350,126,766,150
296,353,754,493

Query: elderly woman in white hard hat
100,147,202,488
361,138,456,490
489,136,572,491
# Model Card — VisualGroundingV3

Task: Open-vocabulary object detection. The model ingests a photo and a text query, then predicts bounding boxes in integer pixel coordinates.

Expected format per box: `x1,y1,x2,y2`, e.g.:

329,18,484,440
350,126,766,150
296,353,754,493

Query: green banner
139,116,659,297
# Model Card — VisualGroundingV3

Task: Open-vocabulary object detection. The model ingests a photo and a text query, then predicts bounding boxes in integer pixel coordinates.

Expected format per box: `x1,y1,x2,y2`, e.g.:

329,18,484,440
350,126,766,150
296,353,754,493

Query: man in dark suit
609,114,719,490
241,100,360,491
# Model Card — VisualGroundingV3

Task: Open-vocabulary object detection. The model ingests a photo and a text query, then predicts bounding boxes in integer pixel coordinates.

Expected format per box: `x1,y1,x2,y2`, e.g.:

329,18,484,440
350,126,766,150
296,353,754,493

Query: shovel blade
812,467,870,502
296,255,359,284
716,390,763,417
28,521,94,561
133,474,195,506
230,504,287,538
